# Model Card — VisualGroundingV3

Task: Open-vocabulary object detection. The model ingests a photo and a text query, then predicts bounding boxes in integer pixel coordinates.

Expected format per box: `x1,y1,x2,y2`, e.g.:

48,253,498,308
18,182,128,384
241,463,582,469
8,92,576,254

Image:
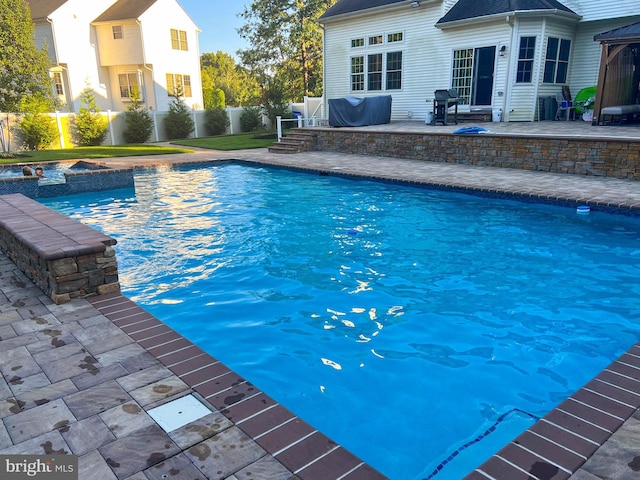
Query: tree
200,51,261,107
0,0,53,113
204,107,229,136
237,0,335,102
164,93,194,139
17,94,57,150
74,86,108,146
122,90,154,144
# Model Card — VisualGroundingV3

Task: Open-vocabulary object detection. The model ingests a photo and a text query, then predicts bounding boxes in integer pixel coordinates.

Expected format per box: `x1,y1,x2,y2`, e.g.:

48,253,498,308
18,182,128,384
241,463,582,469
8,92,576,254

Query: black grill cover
328,96,392,127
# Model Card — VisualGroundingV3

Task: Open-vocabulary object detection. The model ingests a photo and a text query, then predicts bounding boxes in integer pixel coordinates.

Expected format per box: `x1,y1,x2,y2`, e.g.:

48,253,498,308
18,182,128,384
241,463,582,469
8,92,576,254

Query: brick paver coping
0,194,116,260
0,194,120,303
465,343,640,479
88,292,387,480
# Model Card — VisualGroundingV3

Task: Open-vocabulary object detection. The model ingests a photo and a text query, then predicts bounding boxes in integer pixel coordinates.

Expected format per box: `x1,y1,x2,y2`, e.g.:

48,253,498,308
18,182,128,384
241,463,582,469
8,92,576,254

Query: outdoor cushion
601,104,640,115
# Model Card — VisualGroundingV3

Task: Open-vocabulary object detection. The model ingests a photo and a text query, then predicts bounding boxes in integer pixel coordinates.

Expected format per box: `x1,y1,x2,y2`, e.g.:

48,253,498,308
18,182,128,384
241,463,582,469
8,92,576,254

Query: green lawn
0,145,193,165
171,132,277,150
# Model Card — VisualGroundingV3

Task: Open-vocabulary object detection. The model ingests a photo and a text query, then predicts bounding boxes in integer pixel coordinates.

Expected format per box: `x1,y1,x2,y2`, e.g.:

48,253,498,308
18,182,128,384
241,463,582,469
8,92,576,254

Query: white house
319,0,640,122
28,0,203,113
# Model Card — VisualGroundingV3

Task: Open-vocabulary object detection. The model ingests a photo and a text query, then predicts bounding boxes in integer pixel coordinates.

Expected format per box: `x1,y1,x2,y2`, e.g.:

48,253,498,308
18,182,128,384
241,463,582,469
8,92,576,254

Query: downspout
534,17,549,120
503,15,515,121
321,23,327,121
137,20,156,111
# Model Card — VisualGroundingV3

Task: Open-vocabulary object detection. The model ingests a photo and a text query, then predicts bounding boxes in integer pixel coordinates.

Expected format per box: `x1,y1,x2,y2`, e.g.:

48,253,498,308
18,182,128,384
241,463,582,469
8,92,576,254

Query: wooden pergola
592,22,640,125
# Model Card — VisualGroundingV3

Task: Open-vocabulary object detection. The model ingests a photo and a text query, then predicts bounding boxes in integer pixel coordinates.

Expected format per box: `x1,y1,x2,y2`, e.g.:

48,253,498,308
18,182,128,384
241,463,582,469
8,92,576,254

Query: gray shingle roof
93,0,157,23
319,0,578,23
319,0,405,21
27,0,69,20
594,21,640,42
437,0,577,25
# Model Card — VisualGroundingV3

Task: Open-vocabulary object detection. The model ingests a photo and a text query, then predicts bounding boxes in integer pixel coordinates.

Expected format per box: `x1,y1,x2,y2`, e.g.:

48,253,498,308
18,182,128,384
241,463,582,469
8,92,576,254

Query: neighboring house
319,0,640,122
28,0,203,113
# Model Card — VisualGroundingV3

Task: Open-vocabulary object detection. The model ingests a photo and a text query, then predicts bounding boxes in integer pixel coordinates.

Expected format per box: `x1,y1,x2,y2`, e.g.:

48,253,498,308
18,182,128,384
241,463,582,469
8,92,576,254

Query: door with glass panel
451,46,496,106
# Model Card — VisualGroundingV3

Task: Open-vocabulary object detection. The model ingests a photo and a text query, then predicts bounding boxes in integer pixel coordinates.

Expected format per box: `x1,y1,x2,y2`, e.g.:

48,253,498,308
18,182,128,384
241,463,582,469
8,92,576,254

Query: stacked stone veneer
313,129,640,179
0,194,120,304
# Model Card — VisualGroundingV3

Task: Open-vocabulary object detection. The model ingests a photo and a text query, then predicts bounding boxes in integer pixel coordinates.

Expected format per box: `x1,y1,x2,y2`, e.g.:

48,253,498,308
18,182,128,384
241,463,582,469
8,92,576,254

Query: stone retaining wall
0,194,120,304
312,129,640,180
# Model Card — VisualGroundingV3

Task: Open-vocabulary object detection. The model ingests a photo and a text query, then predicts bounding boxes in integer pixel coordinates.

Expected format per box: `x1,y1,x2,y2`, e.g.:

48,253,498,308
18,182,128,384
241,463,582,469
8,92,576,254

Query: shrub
19,113,57,150
74,87,107,146
204,107,229,136
164,95,194,139
17,95,57,150
122,92,154,144
240,106,263,132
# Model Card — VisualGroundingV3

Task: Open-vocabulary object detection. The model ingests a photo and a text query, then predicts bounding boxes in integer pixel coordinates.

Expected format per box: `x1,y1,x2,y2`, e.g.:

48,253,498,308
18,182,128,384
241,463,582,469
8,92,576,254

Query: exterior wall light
410,1,420,7
499,45,507,57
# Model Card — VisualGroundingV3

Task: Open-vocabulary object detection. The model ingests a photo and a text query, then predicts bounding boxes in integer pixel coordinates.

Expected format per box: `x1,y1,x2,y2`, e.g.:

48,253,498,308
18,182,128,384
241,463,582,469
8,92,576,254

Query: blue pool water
41,163,640,479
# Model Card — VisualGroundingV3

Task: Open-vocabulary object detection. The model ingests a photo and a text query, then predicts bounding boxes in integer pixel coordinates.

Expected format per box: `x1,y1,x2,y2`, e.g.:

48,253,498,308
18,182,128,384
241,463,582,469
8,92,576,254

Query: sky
178,0,250,58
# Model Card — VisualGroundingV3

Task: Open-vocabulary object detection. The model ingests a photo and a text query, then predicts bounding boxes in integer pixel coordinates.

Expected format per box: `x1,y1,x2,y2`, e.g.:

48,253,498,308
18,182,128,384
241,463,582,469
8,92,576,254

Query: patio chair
433,88,459,125
555,92,576,121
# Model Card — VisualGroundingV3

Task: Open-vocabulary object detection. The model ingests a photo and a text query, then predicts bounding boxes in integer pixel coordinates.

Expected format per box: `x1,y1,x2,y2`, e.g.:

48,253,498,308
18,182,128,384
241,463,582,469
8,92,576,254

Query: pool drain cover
147,394,212,432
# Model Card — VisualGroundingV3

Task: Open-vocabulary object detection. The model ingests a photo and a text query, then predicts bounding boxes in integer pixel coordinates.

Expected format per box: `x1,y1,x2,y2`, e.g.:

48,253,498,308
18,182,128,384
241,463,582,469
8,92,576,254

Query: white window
386,51,402,90
351,56,364,91
543,37,571,84
112,25,123,40
387,32,403,43
516,36,536,83
368,53,383,90
166,73,192,97
170,29,188,51
52,72,64,96
118,73,139,98
349,32,403,92
451,49,473,105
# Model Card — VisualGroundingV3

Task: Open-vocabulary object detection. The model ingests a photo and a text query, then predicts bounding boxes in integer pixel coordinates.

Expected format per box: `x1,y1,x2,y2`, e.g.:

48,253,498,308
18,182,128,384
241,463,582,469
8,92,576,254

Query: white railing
275,115,329,141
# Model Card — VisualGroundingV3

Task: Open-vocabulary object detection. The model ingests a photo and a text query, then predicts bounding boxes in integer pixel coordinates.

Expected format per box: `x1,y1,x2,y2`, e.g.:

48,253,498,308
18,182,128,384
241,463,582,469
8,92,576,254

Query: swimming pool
41,163,640,479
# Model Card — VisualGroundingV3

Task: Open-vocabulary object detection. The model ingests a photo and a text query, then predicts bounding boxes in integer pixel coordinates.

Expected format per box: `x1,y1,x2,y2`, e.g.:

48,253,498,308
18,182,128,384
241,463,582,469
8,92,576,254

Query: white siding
33,22,56,61
323,4,513,121
504,19,544,121
95,21,144,66
561,0,639,23
324,7,443,120
139,0,203,111
48,0,118,112
436,20,512,112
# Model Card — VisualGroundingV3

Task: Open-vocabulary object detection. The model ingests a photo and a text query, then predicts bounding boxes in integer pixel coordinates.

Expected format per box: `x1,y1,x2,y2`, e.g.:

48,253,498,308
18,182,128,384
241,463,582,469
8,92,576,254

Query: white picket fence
0,96,324,152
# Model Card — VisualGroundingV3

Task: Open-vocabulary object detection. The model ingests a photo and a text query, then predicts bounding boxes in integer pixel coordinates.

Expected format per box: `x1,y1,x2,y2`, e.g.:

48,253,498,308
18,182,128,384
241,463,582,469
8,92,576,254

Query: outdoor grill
432,88,459,125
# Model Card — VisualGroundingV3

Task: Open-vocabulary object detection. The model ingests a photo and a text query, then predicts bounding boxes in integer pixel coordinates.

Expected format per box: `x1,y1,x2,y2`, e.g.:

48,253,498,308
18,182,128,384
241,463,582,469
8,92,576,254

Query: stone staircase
268,129,318,154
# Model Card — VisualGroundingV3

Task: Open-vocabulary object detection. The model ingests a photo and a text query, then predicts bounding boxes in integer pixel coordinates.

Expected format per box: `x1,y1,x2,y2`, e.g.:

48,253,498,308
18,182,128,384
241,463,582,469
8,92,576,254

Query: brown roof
93,0,157,22
27,0,69,20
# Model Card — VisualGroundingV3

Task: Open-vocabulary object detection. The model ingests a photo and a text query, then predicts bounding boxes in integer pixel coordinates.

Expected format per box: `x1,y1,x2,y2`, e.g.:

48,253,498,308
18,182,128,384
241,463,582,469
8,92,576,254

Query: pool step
268,129,318,154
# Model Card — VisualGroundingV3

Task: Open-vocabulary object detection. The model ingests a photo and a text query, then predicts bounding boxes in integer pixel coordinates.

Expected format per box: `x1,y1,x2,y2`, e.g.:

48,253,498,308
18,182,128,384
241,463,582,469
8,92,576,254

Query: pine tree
74,87,107,146
164,93,194,139
123,90,154,143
